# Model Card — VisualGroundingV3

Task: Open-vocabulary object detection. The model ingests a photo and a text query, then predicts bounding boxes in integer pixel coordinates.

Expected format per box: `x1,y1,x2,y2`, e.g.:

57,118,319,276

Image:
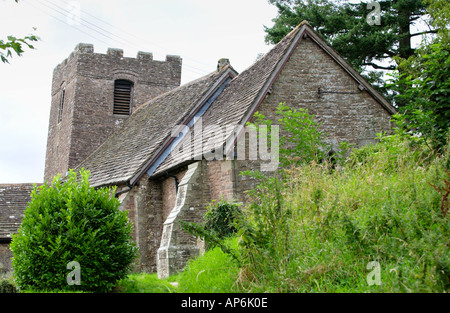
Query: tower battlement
52,44,182,95
44,43,182,182
54,43,182,72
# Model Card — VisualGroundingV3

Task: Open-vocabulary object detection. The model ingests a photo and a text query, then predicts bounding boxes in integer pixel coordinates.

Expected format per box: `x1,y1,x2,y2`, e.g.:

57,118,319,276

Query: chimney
217,58,230,72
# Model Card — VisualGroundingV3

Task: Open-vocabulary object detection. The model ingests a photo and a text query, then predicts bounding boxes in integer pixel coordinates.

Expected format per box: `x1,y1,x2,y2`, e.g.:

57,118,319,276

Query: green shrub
10,169,138,293
181,199,242,264
204,199,242,240
250,103,331,168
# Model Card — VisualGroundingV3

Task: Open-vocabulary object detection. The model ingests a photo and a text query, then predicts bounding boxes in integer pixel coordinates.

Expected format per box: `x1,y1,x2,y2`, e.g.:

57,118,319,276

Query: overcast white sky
0,0,278,183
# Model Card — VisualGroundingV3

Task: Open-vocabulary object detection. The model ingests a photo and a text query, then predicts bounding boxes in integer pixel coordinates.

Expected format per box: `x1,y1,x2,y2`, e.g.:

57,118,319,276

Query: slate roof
153,23,300,175
0,184,37,241
76,67,237,187
78,21,395,187
153,21,396,175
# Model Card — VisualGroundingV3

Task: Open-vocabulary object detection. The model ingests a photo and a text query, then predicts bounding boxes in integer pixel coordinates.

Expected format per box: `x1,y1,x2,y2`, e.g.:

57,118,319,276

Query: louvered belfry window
114,79,133,115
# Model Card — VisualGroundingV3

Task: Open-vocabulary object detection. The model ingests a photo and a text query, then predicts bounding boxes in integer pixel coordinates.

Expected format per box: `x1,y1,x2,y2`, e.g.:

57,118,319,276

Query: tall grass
175,237,240,293
113,273,176,293
238,135,449,292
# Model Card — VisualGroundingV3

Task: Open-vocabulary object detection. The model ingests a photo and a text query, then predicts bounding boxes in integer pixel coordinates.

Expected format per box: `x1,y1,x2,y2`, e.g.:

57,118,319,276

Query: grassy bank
236,134,449,292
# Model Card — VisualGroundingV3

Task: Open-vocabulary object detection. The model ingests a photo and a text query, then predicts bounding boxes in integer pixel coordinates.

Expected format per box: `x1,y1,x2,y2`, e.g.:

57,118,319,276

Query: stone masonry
157,161,211,278
44,43,182,182
0,184,37,273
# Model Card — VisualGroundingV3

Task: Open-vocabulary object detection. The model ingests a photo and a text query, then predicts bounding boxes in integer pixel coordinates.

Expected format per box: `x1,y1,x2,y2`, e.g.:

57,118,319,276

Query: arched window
113,79,133,115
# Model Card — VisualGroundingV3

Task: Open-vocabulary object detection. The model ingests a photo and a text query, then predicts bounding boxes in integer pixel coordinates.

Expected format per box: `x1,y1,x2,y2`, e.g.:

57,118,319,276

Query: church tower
44,43,182,182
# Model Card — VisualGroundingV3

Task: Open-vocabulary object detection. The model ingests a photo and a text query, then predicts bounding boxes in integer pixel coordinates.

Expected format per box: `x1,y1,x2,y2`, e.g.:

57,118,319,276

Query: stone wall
118,174,165,273
44,44,182,182
157,161,211,278
256,37,392,150
161,168,188,223
206,160,237,202
0,243,12,274
230,37,393,203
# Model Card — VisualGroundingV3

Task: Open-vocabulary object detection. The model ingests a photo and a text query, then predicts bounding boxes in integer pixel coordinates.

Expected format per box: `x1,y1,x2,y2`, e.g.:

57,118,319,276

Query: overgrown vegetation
236,133,449,292
113,273,176,293
203,200,242,240
174,237,241,293
10,169,138,293
174,96,450,293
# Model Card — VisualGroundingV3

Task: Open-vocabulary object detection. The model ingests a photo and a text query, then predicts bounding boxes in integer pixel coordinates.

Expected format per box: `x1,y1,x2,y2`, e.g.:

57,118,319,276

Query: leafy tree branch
0,0,39,63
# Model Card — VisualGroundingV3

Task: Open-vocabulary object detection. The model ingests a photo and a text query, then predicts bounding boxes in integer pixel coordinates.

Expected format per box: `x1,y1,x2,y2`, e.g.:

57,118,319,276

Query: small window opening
114,80,133,115
57,89,65,123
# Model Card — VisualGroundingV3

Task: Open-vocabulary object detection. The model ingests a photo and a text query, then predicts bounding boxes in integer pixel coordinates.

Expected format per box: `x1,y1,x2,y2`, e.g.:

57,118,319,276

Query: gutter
114,181,132,197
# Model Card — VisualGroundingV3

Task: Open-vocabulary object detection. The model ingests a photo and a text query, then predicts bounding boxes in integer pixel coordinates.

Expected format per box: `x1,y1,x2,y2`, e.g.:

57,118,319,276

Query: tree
10,169,138,292
0,34,39,63
265,0,435,99
0,0,39,63
390,0,450,151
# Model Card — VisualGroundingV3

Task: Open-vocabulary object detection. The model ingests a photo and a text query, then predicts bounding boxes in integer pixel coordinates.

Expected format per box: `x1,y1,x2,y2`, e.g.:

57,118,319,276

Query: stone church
0,22,395,277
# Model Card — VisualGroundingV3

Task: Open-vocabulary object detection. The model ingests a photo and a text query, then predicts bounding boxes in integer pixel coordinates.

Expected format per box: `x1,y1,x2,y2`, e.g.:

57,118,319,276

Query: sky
0,0,279,183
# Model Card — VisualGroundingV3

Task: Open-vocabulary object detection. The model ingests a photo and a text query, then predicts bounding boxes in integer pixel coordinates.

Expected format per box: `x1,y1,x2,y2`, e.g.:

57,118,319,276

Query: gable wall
257,37,392,148
231,36,393,202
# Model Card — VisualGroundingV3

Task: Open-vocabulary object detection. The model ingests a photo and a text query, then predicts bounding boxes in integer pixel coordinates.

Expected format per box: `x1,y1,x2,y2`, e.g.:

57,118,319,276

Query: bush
204,199,242,240
10,169,138,292
181,199,242,264
250,103,331,168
